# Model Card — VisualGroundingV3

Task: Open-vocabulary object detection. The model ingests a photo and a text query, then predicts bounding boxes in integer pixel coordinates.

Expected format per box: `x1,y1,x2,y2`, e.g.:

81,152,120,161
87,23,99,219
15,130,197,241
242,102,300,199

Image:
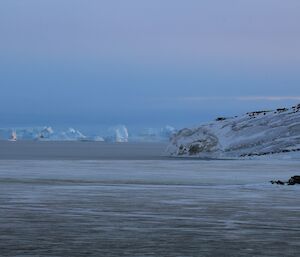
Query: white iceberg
114,125,129,143
37,127,54,140
60,128,87,141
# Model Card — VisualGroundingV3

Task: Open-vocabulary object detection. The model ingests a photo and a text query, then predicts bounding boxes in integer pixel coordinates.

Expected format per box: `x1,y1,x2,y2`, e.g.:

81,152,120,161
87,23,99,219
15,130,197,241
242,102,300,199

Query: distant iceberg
37,127,54,140
104,125,129,143
131,125,177,142
60,128,87,141
92,136,105,142
9,130,17,141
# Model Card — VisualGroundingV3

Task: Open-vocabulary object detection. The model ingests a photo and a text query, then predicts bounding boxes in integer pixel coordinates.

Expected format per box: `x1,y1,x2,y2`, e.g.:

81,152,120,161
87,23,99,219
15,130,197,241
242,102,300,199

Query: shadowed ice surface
0,143,300,256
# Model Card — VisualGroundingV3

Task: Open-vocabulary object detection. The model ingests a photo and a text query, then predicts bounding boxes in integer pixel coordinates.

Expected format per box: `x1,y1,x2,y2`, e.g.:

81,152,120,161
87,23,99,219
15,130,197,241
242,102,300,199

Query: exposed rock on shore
270,176,300,185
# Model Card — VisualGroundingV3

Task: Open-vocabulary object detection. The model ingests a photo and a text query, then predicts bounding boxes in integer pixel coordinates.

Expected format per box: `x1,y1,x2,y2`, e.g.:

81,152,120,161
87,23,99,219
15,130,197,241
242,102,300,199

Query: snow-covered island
166,104,300,159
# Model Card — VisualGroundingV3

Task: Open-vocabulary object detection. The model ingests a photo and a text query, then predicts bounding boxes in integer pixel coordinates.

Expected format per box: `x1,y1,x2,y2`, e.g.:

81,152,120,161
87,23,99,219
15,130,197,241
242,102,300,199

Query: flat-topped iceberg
166,104,300,158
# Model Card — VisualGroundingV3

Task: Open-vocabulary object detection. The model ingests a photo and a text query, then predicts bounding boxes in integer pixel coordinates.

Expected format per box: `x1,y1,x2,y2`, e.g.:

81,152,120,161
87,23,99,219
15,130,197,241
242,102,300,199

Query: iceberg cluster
0,125,175,143
0,127,88,141
166,104,300,158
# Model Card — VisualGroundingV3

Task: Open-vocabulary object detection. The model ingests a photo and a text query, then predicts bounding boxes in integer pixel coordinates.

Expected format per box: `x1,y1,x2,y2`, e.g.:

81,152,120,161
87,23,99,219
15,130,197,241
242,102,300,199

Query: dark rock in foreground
270,176,300,185
287,175,300,185
270,180,285,185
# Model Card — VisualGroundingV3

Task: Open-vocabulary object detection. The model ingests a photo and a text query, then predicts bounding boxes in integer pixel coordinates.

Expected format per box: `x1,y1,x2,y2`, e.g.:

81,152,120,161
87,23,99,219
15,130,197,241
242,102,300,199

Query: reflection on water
0,160,300,257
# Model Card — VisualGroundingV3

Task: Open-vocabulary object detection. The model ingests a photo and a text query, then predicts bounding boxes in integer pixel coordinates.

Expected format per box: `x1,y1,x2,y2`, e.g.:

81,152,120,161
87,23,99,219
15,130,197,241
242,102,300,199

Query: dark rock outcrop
270,176,300,185
287,176,300,185
270,180,285,185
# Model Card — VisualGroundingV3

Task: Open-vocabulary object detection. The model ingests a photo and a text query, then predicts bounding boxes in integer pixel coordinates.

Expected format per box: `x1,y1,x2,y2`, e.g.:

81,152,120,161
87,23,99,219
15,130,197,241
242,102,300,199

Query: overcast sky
1,0,300,128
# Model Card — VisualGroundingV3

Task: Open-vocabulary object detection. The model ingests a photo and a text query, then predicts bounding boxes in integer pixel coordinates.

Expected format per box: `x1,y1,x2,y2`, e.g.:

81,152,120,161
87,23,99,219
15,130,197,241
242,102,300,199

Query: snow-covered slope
166,104,300,158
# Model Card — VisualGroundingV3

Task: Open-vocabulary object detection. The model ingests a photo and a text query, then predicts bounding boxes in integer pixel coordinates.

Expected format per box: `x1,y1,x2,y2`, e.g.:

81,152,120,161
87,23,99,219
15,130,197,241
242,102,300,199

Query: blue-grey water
0,142,300,256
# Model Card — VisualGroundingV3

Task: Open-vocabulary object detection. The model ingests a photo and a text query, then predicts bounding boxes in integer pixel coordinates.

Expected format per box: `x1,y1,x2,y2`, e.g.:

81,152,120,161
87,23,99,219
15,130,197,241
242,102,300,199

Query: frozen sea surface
0,141,168,160
0,143,300,256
